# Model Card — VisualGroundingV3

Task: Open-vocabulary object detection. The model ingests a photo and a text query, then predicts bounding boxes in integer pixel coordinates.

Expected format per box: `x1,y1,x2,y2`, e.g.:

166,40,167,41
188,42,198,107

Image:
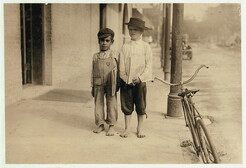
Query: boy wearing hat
91,28,119,136
119,17,153,138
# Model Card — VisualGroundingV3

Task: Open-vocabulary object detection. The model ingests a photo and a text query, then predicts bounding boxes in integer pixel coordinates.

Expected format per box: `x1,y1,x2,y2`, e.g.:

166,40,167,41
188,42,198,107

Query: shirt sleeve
139,44,153,82
112,50,119,62
119,46,128,83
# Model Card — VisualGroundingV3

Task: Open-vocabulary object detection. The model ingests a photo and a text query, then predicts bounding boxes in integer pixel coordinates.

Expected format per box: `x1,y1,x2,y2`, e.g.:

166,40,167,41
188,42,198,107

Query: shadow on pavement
34,89,91,103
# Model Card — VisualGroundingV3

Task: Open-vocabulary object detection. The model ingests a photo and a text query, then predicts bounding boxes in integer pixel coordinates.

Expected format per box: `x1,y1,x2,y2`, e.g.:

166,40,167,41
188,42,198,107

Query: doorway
100,4,106,29
20,4,43,85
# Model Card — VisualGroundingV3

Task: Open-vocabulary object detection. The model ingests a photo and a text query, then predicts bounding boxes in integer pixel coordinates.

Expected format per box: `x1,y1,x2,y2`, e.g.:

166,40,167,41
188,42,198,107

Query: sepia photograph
0,1,244,167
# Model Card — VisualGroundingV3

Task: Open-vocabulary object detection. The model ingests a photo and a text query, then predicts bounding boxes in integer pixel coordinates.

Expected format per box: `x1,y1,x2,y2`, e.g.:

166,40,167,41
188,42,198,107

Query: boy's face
99,36,113,51
128,26,143,41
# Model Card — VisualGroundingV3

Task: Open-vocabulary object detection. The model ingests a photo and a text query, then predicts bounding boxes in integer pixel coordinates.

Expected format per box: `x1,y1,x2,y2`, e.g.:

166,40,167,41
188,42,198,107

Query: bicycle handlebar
154,65,209,86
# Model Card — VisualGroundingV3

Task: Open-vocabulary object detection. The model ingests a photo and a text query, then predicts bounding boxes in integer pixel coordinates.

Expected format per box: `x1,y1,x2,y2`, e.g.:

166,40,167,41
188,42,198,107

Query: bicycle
154,65,220,164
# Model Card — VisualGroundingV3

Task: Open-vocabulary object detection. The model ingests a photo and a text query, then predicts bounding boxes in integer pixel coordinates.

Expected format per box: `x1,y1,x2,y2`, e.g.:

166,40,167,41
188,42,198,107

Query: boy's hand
132,77,141,84
116,78,121,92
91,87,94,97
116,84,120,92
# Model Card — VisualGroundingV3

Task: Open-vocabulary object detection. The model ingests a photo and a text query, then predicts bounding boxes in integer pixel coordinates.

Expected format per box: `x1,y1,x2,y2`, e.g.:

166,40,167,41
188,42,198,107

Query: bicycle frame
183,91,203,122
180,89,219,163
154,65,219,163
180,91,201,153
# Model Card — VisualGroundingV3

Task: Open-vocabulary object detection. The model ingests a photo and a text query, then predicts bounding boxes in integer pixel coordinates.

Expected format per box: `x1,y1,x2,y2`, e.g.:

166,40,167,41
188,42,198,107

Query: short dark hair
97,28,114,40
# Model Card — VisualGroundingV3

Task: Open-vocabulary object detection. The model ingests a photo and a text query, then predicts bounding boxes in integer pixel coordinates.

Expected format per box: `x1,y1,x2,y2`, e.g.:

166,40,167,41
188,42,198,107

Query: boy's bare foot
106,125,115,136
93,124,104,133
120,130,129,138
137,131,146,138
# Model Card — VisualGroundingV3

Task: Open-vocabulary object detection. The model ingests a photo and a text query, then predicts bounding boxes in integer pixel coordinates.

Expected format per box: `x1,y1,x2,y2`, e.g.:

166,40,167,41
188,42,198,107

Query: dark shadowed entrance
20,4,43,85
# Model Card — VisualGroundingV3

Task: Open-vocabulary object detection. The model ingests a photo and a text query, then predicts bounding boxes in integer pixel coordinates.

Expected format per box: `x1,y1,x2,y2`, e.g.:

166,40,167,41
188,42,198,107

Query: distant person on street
119,17,153,138
91,28,119,136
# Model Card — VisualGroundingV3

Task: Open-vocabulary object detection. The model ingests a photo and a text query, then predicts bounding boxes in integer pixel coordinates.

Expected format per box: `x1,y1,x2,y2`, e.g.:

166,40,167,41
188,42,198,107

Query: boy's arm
91,54,96,97
90,54,95,88
114,52,121,91
119,47,128,83
139,44,153,82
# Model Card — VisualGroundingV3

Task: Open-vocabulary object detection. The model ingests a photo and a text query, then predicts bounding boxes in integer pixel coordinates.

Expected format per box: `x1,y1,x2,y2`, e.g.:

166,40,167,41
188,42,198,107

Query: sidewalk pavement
5,46,201,164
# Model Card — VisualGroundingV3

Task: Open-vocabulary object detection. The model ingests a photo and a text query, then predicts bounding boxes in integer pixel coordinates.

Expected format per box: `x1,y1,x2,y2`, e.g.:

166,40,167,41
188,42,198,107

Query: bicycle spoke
204,137,216,162
197,119,220,164
201,134,217,163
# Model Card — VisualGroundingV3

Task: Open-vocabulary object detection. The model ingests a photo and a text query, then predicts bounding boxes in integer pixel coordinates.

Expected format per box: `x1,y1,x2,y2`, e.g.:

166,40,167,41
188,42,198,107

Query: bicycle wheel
182,99,200,152
197,119,220,163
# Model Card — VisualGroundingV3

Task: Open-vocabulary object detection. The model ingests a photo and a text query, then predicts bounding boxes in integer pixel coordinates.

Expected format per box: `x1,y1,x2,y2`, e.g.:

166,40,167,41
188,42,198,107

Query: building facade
4,3,133,106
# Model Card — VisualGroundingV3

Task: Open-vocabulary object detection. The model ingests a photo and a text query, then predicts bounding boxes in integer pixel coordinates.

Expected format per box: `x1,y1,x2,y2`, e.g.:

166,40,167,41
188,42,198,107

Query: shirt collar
98,49,111,58
131,37,143,44
100,49,111,54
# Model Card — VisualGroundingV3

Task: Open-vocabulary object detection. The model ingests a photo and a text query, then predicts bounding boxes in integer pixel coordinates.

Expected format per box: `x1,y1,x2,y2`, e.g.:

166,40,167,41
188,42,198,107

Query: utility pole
163,3,171,81
161,4,166,68
167,3,184,117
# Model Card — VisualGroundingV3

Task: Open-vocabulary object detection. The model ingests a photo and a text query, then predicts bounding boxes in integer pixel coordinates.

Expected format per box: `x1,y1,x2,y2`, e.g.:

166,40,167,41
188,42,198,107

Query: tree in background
183,4,241,46
143,4,163,44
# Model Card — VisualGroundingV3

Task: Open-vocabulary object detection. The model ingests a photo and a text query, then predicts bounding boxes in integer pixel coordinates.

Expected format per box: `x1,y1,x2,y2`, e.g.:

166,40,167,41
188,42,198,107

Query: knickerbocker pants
120,80,147,116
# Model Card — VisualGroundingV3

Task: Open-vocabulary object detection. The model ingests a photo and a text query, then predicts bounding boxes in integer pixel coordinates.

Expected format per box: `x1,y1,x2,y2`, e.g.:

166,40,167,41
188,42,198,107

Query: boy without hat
91,28,119,136
119,18,153,138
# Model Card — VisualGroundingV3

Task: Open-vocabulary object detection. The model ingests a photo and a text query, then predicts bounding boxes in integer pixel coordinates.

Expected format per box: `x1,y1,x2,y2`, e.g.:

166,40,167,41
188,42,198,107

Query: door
20,4,43,85
100,4,106,29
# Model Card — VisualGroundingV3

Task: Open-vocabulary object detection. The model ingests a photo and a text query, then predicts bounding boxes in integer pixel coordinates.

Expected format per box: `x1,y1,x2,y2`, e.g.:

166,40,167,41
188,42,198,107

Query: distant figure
91,28,120,136
182,41,190,50
119,17,153,138
182,41,192,59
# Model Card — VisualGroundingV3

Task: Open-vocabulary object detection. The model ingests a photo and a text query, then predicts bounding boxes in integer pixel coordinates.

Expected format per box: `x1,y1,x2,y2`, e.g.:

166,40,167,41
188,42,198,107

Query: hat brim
124,22,151,30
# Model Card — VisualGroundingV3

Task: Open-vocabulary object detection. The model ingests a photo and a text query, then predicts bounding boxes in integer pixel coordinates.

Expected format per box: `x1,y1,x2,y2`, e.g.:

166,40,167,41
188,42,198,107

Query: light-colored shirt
119,38,152,84
91,49,119,87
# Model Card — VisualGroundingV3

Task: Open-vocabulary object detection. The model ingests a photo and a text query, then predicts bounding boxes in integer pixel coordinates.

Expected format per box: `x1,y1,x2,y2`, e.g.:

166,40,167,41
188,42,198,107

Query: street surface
5,42,242,164
180,42,242,163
